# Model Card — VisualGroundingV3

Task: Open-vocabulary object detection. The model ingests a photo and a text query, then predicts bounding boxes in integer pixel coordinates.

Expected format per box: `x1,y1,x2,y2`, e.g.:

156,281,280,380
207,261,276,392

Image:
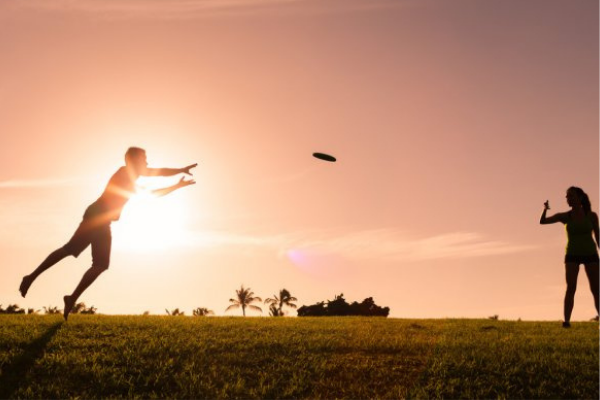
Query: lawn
0,315,597,399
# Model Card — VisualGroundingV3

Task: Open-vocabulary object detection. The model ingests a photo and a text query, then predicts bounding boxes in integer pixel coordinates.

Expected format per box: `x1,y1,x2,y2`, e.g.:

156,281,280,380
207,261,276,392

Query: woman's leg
583,262,599,316
564,262,580,324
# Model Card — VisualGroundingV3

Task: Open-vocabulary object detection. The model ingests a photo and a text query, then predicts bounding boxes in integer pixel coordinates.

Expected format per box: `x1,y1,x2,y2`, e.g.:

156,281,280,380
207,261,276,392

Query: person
19,147,197,320
540,186,600,327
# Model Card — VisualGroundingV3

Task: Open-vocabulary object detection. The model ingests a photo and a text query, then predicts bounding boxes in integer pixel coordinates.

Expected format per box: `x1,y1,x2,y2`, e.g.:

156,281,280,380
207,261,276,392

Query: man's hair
125,147,146,165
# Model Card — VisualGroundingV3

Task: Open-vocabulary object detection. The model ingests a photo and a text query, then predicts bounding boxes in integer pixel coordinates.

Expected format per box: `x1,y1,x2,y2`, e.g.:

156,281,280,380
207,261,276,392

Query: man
19,147,197,320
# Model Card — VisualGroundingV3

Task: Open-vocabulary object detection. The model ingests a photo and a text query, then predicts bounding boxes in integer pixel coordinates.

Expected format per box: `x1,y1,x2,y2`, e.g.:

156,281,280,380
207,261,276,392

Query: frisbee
312,152,336,162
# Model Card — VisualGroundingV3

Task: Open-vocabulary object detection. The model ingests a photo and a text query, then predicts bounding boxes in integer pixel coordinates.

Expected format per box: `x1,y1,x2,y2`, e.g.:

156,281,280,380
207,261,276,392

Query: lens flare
285,248,346,278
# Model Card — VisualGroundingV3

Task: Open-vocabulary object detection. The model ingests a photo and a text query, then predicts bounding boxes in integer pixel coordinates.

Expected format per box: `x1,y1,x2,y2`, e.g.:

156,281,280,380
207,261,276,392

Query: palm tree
226,285,262,316
264,288,298,317
193,307,214,317
268,303,284,317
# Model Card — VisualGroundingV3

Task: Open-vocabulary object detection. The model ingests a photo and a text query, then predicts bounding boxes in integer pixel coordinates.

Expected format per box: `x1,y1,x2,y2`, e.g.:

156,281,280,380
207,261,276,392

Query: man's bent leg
20,247,70,297
64,264,108,321
64,223,112,320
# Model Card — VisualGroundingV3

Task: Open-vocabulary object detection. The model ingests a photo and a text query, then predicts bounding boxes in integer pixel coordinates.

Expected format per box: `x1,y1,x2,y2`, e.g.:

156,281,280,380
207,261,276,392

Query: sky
0,0,598,320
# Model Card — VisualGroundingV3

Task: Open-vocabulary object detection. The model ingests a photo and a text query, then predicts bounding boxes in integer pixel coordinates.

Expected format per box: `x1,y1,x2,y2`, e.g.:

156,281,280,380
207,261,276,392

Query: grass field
0,315,597,399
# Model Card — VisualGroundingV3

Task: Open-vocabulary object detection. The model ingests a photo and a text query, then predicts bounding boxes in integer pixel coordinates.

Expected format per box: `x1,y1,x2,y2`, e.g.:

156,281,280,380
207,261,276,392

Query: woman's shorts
564,254,600,264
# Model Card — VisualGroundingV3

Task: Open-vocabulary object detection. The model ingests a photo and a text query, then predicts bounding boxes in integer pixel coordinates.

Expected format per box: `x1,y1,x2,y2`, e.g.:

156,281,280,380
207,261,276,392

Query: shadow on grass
0,321,63,399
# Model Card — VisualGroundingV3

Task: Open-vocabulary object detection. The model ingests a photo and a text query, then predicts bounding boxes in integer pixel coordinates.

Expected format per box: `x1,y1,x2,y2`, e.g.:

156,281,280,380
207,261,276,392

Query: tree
193,307,214,317
166,308,185,316
226,285,262,316
327,293,350,316
264,288,298,317
268,304,284,317
296,301,326,316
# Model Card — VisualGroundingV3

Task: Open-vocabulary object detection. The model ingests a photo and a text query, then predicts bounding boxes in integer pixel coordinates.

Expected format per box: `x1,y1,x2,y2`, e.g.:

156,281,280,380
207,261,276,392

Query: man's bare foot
19,275,33,298
63,295,75,321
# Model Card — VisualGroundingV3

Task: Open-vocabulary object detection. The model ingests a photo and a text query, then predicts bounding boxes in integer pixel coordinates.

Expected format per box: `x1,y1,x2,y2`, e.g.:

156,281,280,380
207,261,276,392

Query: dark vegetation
0,303,96,315
297,293,390,317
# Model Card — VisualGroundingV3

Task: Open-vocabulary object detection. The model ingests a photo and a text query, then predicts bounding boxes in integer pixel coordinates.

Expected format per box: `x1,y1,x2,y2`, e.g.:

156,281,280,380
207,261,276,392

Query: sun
112,186,189,253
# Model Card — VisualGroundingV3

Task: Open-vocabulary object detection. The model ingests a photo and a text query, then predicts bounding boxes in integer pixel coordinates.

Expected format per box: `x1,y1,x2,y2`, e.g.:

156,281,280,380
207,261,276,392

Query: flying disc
312,152,336,162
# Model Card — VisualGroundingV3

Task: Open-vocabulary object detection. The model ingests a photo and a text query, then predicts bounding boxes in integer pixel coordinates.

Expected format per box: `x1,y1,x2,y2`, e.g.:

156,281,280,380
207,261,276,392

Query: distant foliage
264,289,297,317
0,304,26,314
69,302,97,315
43,306,61,315
268,304,284,317
166,308,185,316
0,304,95,315
193,307,214,317
226,285,262,316
297,294,390,317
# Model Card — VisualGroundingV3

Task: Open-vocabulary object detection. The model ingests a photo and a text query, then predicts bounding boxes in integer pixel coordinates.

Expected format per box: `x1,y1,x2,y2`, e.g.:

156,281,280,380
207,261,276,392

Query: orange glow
112,188,189,254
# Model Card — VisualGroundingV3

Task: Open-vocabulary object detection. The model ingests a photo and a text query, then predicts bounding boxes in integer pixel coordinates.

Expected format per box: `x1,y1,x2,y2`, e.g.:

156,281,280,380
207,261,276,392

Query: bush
297,294,389,317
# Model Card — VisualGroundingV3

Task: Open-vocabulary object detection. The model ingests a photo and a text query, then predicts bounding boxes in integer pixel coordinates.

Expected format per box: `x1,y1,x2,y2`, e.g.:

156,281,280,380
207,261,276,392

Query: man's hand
181,163,198,176
151,176,195,197
178,176,196,188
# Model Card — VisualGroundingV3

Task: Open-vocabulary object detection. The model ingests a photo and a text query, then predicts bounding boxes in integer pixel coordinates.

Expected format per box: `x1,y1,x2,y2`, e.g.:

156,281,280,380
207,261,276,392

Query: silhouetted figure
19,147,197,321
540,187,600,327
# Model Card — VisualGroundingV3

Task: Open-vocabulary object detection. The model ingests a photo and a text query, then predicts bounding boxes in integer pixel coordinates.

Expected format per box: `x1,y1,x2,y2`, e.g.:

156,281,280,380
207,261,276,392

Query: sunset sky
1,0,598,320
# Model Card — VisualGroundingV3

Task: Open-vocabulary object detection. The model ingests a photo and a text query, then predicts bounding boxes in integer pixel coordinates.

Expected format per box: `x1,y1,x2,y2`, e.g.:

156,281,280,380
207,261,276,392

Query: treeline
297,294,390,317
1,288,391,318
0,303,97,315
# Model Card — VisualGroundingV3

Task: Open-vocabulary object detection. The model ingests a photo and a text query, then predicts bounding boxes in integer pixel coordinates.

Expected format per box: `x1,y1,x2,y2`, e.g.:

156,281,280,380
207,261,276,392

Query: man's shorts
62,218,112,269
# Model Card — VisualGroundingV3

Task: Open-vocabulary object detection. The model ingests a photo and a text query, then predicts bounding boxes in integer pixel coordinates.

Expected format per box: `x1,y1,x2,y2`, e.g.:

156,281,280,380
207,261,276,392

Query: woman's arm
540,201,567,225
591,212,600,248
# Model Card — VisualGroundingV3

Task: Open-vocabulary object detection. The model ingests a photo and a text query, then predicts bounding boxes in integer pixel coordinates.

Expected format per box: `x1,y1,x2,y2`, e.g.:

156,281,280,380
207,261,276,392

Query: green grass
0,316,597,399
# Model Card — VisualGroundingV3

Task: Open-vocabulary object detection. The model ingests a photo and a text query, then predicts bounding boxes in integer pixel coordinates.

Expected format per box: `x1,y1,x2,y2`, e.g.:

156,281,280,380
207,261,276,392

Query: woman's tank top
565,212,598,256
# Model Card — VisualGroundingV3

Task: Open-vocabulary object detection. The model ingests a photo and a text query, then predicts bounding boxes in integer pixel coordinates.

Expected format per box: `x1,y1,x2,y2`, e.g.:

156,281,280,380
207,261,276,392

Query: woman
540,187,599,327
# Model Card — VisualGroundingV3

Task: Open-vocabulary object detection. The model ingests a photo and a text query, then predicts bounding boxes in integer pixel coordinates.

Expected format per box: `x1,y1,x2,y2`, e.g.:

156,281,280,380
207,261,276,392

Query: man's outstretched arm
151,177,196,197
144,163,198,177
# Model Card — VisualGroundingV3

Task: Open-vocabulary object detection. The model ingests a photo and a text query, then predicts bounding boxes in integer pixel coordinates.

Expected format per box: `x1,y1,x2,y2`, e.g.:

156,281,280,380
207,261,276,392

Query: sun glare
112,187,189,253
